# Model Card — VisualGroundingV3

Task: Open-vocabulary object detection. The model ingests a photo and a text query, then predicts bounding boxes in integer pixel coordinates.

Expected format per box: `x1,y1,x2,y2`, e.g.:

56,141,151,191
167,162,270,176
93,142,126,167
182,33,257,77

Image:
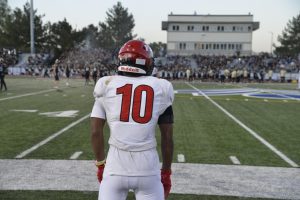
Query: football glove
161,169,172,199
95,160,106,183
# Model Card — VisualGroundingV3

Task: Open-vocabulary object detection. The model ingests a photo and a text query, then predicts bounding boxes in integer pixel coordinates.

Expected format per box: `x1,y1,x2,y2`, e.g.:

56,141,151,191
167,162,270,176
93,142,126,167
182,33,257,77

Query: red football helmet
118,40,154,76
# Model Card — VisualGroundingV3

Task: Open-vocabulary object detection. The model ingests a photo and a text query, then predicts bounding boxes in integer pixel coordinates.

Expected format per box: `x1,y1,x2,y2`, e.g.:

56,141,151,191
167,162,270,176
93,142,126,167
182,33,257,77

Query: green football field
0,77,299,200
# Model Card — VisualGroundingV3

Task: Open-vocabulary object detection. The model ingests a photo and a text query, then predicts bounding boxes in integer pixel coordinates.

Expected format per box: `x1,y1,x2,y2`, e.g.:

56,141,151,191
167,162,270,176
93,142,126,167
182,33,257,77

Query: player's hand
97,164,105,183
161,169,172,199
95,160,106,183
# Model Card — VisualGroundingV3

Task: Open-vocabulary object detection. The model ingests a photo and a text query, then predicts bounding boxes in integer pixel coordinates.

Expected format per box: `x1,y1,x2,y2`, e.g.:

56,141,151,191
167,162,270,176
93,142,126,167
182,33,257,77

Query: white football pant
98,174,164,200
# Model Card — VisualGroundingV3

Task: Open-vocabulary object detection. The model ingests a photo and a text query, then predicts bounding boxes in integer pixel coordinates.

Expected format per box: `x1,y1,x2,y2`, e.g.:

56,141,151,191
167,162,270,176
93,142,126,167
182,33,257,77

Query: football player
91,40,174,200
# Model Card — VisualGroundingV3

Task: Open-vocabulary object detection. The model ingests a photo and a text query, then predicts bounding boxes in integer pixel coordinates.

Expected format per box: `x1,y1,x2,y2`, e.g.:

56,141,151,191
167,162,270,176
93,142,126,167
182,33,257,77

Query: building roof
162,14,259,31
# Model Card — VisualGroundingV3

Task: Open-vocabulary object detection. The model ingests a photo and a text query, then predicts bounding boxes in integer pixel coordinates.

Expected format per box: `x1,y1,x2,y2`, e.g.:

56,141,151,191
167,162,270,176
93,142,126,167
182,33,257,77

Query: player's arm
90,93,107,183
91,117,106,183
158,105,174,199
91,117,106,161
159,122,173,170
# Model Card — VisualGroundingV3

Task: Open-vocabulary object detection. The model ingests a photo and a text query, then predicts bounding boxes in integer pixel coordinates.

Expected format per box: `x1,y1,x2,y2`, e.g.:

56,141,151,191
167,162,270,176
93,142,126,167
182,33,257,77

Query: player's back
93,75,173,151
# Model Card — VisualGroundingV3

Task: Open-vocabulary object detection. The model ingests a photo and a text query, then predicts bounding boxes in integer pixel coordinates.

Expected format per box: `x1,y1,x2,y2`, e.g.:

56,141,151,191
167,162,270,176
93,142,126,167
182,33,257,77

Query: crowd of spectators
5,45,300,83
155,54,300,82
0,48,18,67
54,46,116,78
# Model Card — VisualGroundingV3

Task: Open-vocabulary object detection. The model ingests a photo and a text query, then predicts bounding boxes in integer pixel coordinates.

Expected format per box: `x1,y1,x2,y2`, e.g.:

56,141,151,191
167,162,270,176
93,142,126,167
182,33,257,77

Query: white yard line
70,151,83,160
186,82,299,168
0,89,55,101
15,113,90,158
230,156,241,165
177,154,186,162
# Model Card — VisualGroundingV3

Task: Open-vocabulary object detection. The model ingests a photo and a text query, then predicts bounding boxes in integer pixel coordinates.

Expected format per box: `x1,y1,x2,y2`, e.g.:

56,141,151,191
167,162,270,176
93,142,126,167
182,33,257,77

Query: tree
48,19,75,58
98,2,135,50
149,42,167,57
81,24,99,49
0,0,9,30
0,0,10,47
0,2,47,52
275,13,300,56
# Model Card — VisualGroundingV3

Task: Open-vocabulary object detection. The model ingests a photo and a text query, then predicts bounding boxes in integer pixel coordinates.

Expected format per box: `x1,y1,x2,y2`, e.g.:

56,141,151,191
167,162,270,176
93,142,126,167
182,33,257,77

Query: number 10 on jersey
116,84,154,124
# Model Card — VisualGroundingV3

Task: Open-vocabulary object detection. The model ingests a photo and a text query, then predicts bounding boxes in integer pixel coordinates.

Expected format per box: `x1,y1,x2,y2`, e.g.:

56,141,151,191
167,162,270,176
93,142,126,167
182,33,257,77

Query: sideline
186,82,299,168
15,113,90,158
0,159,299,199
0,89,55,101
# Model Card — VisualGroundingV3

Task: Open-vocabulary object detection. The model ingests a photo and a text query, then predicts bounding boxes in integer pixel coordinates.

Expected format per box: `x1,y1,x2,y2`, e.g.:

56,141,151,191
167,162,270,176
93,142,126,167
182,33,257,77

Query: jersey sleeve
91,98,106,119
164,80,174,107
91,77,110,119
93,76,111,98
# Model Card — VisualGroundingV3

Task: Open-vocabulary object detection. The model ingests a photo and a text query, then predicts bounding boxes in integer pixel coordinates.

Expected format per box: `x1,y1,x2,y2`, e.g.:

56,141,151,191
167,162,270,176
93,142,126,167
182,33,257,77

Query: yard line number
116,84,154,124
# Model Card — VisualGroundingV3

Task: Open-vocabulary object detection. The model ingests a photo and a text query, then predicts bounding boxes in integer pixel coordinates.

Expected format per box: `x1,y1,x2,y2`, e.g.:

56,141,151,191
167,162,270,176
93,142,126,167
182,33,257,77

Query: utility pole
30,0,35,54
269,31,273,55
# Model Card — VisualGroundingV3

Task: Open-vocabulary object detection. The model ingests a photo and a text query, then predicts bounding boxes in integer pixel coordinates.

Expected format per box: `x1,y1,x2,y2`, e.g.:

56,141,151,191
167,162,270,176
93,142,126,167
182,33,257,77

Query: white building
162,14,259,56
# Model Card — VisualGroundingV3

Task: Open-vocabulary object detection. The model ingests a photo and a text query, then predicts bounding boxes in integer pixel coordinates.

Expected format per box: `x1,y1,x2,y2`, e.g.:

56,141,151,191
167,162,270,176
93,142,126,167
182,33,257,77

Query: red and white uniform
91,75,174,177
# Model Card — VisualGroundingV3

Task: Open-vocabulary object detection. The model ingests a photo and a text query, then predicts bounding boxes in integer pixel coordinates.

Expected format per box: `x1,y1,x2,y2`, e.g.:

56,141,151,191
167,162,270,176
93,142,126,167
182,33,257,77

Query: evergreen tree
81,24,99,49
275,13,300,56
48,19,75,58
98,2,135,50
0,2,47,52
0,0,9,31
0,0,11,47
149,42,167,57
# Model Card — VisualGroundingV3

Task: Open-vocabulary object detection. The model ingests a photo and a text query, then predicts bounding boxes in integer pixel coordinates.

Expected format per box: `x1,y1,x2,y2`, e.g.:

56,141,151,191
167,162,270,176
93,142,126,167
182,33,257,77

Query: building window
233,26,236,31
216,44,219,49
221,26,224,31
179,43,186,50
202,44,205,49
248,26,252,31
202,26,209,31
188,25,194,31
221,44,224,49
224,44,227,50
217,26,220,31
172,25,179,31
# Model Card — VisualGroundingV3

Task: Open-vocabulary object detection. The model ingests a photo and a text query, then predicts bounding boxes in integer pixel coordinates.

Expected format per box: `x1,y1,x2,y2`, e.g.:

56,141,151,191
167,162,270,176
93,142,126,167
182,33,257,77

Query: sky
8,0,300,53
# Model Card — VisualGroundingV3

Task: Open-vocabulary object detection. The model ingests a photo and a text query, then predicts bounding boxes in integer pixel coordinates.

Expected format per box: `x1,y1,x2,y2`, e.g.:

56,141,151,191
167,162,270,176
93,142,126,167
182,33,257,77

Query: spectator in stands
268,67,273,82
280,65,286,83
243,68,248,83
219,67,225,83
186,67,191,82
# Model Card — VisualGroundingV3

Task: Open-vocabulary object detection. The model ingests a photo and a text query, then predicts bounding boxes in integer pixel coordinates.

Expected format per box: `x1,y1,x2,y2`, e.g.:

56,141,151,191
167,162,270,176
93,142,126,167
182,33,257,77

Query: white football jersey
91,75,174,176
91,75,174,151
